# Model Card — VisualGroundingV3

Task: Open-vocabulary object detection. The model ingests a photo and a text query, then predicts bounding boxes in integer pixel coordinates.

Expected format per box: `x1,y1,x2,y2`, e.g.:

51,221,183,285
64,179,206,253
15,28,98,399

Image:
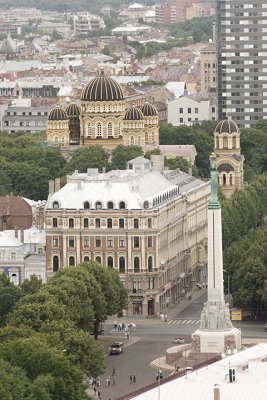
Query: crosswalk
167,319,201,325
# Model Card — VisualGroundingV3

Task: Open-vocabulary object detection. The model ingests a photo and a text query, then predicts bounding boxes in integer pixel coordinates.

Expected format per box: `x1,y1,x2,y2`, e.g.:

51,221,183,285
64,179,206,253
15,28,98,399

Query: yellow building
214,119,244,198
46,71,159,151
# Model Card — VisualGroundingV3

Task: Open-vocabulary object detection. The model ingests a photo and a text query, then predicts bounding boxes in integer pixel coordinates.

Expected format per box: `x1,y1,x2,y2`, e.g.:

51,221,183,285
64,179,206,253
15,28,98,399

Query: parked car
109,342,124,355
172,337,185,344
264,322,267,331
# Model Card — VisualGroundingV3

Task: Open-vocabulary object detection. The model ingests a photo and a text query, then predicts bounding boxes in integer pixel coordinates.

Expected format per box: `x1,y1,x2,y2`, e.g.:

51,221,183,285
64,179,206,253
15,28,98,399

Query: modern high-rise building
217,0,267,127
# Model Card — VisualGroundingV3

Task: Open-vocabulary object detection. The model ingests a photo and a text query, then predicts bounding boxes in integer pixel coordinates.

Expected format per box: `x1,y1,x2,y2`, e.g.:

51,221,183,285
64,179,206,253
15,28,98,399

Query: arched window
145,132,148,142
95,201,102,209
223,136,228,149
52,218,58,228
69,218,74,228
232,136,236,149
84,201,90,209
96,123,102,136
69,256,75,266
87,123,91,137
230,174,233,186
83,218,89,228
107,218,112,228
53,201,59,209
216,137,219,149
108,122,113,136
119,257,126,273
223,174,227,185
148,218,152,228
130,136,135,145
148,256,153,272
84,256,89,262
144,201,149,209
107,256,113,268
119,218,124,228
137,136,141,146
53,256,59,272
96,256,101,264
119,201,126,209
134,219,139,229
95,218,101,228
107,201,114,209
134,257,140,273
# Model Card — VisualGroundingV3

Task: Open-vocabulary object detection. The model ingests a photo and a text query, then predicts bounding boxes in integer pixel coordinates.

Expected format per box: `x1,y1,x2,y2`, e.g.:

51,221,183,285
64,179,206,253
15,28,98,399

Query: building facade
213,119,244,198
168,96,217,126
217,0,267,127
0,227,46,285
45,157,210,317
46,71,160,151
155,3,177,24
200,42,217,92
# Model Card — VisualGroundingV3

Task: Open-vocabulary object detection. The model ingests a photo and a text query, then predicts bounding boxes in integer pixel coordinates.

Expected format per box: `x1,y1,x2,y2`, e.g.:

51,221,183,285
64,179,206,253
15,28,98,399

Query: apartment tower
217,0,267,127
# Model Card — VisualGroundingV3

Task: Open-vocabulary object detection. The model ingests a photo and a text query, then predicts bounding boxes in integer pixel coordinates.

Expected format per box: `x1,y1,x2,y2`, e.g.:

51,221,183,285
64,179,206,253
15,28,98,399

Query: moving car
109,342,124,355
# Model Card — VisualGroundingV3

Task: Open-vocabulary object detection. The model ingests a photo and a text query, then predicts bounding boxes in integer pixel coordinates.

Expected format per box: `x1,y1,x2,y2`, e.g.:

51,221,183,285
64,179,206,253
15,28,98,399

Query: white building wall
167,97,211,126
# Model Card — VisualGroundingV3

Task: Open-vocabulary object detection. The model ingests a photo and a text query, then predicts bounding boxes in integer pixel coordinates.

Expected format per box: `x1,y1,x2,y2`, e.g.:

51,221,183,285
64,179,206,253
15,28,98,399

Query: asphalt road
88,293,267,400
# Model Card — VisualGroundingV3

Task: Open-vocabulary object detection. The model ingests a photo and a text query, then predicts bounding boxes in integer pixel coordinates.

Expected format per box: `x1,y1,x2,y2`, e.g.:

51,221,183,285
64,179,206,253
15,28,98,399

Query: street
88,292,267,400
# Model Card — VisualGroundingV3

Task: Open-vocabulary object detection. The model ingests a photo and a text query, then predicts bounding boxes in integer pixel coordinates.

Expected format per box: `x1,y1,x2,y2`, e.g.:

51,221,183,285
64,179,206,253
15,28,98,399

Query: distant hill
0,0,162,13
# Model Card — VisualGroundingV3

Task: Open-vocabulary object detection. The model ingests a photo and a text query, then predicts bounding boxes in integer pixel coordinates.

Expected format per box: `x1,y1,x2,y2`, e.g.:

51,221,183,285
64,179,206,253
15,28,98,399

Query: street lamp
223,270,230,305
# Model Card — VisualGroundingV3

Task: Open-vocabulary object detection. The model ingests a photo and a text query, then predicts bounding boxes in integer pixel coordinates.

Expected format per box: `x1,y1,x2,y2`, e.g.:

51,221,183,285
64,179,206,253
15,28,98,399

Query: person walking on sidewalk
133,375,136,384
129,375,132,384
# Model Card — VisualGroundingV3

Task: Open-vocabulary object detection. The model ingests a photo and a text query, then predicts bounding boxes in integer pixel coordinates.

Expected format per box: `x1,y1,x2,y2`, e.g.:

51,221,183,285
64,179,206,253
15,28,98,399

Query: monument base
192,327,242,354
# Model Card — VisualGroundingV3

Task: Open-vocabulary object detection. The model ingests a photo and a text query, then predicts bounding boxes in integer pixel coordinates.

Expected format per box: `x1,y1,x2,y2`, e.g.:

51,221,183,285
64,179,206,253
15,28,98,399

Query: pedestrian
164,314,168,322
93,385,96,395
106,376,110,386
112,366,116,377
112,376,116,385
97,390,101,398
130,375,132,384
127,331,130,339
113,320,117,330
133,375,136,384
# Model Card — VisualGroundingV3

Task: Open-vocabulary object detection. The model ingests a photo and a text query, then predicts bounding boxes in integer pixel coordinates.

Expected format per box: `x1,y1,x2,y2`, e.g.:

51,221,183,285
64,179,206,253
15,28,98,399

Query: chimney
214,385,220,400
15,225,18,238
5,194,10,215
20,228,24,243
151,155,164,175
49,180,55,194
54,178,60,192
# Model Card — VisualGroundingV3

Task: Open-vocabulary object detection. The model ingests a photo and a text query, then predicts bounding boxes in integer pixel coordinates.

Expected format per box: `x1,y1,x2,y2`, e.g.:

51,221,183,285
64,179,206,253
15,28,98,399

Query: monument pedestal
192,327,242,354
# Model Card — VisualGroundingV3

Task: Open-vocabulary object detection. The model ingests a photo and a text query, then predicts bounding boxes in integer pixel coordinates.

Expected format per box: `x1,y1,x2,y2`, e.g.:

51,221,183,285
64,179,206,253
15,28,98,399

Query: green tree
0,358,33,400
20,275,43,297
0,274,21,327
64,145,109,174
164,156,190,172
110,145,143,170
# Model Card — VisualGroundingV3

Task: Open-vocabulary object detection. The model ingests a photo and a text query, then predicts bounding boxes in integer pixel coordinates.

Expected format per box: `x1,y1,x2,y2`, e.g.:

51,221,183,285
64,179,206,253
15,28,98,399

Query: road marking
167,319,201,325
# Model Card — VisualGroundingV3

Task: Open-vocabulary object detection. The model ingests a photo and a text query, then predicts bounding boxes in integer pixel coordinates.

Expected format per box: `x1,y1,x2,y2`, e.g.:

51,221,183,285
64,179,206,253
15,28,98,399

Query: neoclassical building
45,156,210,317
46,71,159,150
213,119,244,198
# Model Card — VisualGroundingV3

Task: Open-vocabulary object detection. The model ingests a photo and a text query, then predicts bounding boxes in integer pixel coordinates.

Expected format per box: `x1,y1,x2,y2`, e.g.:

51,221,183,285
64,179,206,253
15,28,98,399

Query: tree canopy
0,261,128,399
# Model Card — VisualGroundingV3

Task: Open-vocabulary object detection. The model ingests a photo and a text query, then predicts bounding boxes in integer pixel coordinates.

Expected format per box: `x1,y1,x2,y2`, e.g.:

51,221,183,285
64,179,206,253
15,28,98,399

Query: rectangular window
83,236,89,247
119,237,125,247
95,219,101,228
107,237,113,247
134,237,140,248
11,252,16,260
179,108,183,113
195,108,198,113
147,236,152,247
69,236,75,247
119,219,125,228
148,218,152,228
53,236,59,247
180,117,183,123
188,108,191,113
95,236,101,247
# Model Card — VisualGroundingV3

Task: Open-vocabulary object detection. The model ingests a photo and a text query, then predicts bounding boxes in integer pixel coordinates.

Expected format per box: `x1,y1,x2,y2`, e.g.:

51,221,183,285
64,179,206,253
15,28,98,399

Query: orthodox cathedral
46,70,159,151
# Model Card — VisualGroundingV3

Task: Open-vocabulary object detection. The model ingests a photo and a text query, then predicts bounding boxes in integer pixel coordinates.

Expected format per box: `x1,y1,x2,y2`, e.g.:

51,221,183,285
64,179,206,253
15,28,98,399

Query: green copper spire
209,153,221,209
